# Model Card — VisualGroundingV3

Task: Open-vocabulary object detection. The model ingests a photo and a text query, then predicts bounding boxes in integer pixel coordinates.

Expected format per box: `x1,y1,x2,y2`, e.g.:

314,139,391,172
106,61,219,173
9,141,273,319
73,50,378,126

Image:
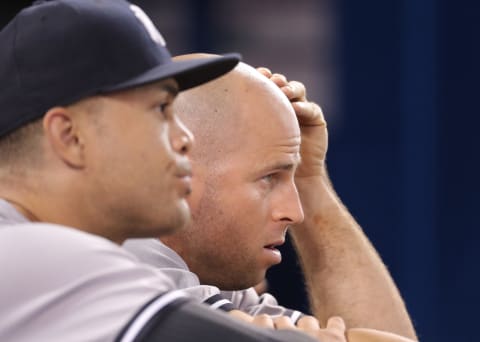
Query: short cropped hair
0,118,44,169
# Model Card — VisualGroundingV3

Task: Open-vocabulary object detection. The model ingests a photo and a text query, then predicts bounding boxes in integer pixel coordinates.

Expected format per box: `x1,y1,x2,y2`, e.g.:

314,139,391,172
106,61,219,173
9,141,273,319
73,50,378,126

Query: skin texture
161,55,417,340
0,79,194,243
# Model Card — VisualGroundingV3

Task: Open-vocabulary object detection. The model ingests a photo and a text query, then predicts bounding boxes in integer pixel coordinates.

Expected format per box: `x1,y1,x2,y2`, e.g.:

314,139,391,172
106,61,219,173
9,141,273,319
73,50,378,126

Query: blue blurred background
3,1,479,341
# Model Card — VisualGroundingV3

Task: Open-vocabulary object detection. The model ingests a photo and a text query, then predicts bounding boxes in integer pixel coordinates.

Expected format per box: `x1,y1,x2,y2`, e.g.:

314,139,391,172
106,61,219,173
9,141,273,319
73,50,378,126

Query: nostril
178,134,192,154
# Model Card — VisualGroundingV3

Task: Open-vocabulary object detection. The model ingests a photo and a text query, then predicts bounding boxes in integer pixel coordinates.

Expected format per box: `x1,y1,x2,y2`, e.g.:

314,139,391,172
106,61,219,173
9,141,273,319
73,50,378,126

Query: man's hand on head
257,67,328,180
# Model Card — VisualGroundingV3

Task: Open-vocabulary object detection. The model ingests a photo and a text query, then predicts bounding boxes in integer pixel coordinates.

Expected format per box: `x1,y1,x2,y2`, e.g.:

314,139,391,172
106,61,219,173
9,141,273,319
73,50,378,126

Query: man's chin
157,224,181,236
164,213,190,235
152,204,191,237
177,201,191,226
217,271,267,291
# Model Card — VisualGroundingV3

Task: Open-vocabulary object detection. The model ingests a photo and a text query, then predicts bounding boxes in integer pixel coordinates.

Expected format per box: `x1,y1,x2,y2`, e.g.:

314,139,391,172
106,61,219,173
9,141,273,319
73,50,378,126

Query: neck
5,198,40,221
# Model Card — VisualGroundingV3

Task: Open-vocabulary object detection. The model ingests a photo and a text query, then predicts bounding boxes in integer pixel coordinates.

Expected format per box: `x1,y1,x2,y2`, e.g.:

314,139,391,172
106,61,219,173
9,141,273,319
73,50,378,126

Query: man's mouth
264,244,279,250
264,238,285,250
175,166,193,196
175,168,192,179
262,242,283,264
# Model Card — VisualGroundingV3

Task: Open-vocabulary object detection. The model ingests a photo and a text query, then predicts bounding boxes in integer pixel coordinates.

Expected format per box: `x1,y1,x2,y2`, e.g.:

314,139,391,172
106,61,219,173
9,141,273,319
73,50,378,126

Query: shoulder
2,221,119,248
0,223,179,341
2,222,138,270
124,238,229,303
123,238,189,269
0,222,176,290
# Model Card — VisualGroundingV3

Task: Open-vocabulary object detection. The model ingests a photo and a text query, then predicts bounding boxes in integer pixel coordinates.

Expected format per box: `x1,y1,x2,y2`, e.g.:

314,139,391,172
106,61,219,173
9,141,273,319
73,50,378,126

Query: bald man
124,56,417,340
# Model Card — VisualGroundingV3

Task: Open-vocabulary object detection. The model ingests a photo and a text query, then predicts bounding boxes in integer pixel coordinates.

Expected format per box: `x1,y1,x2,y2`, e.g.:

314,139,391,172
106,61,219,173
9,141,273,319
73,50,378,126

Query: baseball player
124,54,418,340
0,1,347,341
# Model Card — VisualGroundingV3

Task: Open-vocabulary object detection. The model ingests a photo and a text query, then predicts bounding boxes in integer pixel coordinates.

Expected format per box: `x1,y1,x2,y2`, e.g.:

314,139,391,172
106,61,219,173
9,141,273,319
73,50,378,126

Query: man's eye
156,102,172,118
261,174,275,183
158,103,168,113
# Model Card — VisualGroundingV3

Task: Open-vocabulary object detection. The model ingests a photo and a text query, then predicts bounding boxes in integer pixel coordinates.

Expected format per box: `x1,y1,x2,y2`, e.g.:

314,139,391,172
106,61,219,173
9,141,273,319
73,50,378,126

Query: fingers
257,67,272,78
256,67,308,102
274,315,346,342
229,309,346,341
281,80,307,101
228,309,254,323
233,312,347,342
270,73,289,87
292,101,326,126
251,314,275,329
296,315,322,338
326,316,346,334
256,67,326,131
265,72,307,101
273,316,296,330
297,315,321,331
259,70,289,90
310,316,346,342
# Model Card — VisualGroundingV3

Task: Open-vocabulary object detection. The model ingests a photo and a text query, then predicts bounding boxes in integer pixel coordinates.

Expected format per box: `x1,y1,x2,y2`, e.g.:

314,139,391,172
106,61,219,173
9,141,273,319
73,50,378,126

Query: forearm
290,169,417,339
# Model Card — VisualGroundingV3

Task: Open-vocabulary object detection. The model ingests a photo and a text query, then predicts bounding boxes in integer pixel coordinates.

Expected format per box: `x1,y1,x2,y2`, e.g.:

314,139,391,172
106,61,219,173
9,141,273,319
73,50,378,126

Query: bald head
161,54,303,289
172,54,298,166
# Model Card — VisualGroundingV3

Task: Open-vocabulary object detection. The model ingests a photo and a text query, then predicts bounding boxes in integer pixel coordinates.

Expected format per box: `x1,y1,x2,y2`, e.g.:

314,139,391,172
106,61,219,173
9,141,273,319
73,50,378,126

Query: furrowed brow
263,154,302,173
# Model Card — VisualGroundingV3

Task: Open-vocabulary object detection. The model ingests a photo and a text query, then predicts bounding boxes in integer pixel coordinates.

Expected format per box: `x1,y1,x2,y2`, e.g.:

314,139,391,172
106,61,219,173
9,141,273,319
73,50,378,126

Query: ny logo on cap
129,4,166,47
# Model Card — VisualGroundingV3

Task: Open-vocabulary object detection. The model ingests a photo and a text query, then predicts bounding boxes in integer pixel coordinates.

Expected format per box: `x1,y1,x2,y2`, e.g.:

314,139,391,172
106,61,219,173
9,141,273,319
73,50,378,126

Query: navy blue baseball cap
0,0,241,137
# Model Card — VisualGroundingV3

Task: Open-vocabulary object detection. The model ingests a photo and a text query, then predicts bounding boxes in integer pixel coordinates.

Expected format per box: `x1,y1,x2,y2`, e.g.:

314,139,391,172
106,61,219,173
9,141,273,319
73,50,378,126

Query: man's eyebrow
159,83,179,97
262,155,302,172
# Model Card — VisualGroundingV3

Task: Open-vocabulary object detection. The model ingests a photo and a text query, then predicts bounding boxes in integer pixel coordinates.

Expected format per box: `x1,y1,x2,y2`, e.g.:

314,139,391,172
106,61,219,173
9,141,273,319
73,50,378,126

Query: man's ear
42,107,86,169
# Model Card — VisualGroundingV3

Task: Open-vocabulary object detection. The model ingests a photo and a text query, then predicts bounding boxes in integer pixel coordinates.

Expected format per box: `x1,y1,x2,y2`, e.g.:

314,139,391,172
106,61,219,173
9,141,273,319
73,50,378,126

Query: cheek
237,185,272,224
194,177,269,239
156,121,177,154
139,127,176,173
216,183,272,236
127,121,172,161
227,181,268,212
209,199,265,252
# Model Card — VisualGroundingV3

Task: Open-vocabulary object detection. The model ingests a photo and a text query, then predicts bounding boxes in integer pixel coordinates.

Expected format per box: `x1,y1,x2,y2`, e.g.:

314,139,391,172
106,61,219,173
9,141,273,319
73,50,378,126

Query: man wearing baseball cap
0,1,347,341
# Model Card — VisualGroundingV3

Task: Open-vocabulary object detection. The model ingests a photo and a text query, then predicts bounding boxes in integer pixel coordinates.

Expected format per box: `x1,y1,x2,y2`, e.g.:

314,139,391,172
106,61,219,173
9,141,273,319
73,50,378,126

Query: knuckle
290,81,306,94
272,73,287,81
298,315,318,324
256,313,271,321
273,315,289,323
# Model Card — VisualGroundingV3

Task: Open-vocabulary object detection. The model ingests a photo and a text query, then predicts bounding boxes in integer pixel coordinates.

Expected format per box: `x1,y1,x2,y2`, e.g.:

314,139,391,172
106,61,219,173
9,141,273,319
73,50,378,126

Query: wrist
294,169,344,222
295,164,330,190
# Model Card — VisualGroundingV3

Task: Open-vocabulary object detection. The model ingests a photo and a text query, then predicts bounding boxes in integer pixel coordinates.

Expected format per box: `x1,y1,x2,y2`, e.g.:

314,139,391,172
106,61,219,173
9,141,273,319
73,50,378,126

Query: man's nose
172,116,194,154
272,181,305,224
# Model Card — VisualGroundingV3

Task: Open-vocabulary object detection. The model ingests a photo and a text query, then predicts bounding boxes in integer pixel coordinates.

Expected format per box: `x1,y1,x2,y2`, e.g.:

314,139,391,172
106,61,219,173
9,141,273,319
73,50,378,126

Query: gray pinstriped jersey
123,238,304,322
0,200,183,341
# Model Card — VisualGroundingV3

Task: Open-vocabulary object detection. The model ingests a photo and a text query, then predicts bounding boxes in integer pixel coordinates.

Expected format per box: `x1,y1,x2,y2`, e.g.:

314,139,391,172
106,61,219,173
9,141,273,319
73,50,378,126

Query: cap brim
103,53,241,93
